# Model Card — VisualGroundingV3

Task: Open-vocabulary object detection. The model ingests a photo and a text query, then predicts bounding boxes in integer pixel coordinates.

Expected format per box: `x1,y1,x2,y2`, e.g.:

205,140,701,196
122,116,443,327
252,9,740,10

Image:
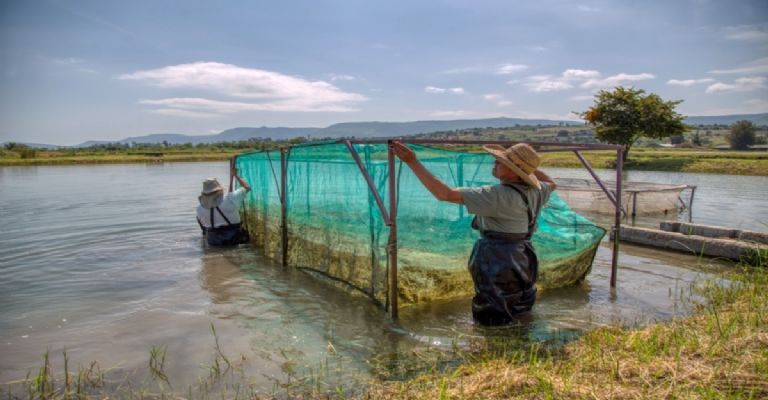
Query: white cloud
151,109,221,118
50,57,96,73
691,98,768,115
140,97,360,113
483,93,512,107
705,77,768,93
581,73,655,89
53,57,85,65
497,64,529,75
430,110,473,117
518,69,602,92
725,25,768,42
666,78,715,86
441,65,486,74
526,79,573,92
425,86,465,94
709,57,768,75
329,74,356,81
120,62,366,114
569,95,595,101
563,69,600,79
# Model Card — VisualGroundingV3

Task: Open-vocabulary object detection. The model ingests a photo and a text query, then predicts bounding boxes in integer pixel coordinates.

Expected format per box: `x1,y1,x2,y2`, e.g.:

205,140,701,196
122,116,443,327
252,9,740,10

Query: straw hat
483,143,541,189
199,178,224,209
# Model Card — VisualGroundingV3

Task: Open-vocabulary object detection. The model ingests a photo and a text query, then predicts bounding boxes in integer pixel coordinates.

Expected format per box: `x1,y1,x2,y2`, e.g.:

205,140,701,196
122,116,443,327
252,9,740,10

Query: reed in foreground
5,265,766,399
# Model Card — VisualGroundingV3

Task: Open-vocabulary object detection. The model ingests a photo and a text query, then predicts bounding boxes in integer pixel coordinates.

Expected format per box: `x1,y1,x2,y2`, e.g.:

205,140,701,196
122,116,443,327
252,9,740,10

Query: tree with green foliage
727,120,756,150
580,87,687,159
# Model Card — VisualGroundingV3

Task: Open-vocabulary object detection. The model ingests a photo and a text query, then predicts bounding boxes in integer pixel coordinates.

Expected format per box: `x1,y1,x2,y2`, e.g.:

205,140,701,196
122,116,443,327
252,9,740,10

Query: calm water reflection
0,162,762,390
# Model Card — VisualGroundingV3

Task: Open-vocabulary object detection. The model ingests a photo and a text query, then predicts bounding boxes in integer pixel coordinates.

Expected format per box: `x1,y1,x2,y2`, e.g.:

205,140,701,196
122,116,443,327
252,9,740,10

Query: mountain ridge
6,113,767,148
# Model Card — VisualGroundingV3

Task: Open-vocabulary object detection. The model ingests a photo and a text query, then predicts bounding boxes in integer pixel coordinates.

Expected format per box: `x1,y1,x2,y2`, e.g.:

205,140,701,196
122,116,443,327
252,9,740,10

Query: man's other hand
392,141,416,163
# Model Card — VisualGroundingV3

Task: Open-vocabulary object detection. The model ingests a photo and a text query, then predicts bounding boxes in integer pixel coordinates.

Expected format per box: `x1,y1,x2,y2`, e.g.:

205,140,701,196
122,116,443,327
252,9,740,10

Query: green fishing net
236,143,606,307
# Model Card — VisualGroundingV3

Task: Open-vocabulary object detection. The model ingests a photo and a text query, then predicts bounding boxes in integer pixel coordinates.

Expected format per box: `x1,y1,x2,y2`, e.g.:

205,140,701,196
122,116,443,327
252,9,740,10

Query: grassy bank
364,266,768,400
0,150,239,166
7,264,767,399
540,148,768,176
3,147,767,175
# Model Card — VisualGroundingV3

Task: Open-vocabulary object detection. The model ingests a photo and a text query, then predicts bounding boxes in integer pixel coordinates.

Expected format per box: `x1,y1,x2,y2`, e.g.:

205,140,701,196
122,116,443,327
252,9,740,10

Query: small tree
580,87,687,159
727,120,756,150
692,131,703,146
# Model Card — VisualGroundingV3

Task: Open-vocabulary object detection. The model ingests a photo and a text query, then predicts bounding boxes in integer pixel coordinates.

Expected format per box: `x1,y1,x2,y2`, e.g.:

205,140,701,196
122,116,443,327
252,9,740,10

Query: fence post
280,147,288,267
387,141,399,320
611,147,624,288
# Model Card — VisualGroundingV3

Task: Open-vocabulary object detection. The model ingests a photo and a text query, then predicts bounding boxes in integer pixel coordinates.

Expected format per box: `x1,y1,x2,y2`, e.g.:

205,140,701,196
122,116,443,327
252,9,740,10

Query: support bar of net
344,140,392,226
573,150,623,215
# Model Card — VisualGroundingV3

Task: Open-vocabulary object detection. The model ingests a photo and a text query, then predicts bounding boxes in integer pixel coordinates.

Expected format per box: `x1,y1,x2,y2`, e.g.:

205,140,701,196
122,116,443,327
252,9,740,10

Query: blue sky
1,0,766,145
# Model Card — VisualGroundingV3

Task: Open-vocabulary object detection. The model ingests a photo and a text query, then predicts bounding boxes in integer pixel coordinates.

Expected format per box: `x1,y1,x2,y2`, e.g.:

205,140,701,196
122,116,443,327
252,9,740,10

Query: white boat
555,178,695,216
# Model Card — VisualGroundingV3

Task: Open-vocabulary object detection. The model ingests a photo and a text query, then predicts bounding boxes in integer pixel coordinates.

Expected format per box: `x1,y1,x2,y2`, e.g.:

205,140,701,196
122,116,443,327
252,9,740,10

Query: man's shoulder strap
503,184,536,231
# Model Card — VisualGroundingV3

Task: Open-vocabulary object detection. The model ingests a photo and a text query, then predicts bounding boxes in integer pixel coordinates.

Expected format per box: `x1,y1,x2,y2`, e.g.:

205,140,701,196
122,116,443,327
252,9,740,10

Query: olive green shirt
458,182,553,234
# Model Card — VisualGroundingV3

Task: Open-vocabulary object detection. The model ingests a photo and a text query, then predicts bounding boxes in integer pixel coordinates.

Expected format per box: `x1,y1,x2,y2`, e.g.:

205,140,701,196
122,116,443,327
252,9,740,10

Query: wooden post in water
387,141,399,320
611,147,624,288
280,147,288,267
229,156,236,192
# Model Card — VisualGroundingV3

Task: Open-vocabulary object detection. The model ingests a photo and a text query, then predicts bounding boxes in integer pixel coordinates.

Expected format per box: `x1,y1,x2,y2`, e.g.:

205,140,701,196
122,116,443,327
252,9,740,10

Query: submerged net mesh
236,143,606,306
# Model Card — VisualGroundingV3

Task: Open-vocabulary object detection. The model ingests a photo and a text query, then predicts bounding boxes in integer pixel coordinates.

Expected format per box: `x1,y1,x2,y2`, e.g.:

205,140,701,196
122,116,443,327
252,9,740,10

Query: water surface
0,162,762,391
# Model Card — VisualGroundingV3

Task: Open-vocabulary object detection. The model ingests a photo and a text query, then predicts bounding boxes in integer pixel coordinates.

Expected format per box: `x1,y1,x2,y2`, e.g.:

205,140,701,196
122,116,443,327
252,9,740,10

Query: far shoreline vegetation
2,124,767,175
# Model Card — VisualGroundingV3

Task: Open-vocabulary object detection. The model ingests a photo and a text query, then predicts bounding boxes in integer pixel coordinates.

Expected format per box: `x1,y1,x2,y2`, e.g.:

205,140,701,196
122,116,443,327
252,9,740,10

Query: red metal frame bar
610,147,624,288
573,150,623,214
343,140,392,226
387,141,399,318
280,147,289,267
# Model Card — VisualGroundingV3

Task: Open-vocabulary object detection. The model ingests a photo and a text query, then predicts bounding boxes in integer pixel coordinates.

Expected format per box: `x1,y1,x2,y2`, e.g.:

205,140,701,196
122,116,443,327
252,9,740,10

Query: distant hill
321,117,581,138
16,113,768,148
73,117,580,146
684,113,768,126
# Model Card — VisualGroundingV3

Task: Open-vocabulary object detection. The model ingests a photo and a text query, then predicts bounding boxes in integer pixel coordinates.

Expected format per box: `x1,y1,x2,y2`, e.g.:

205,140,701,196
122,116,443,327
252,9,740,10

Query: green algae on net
236,143,606,306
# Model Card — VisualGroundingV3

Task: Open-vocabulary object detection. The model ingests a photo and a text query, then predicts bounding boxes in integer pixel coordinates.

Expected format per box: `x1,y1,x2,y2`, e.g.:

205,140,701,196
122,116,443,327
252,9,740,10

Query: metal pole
573,150,622,213
387,141,399,320
611,147,624,288
688,186,696,223
280,148,288,267
631,192,637,219
229,157,236,192
343,140,391,224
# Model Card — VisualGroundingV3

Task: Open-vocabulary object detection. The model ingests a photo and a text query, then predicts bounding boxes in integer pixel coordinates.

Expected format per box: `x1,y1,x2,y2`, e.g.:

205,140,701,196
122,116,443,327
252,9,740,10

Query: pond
0,162,764,393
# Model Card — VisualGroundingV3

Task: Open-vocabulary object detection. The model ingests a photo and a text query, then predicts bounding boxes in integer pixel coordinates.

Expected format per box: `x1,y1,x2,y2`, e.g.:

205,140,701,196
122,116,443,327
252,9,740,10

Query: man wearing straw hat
392,141,557,325
196,165,251,246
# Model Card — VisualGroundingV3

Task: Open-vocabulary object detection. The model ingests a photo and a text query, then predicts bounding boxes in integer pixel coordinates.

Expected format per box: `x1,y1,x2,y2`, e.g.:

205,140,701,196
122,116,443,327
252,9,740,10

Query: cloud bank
120,62,366,116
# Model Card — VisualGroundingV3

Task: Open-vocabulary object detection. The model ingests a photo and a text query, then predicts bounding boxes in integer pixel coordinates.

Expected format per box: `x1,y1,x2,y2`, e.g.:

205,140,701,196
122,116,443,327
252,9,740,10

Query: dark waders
197,207,250,246
469,184,540,326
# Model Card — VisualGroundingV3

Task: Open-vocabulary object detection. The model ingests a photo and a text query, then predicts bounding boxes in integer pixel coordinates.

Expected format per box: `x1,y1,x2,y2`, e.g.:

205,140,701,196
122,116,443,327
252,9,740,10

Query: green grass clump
363,266,768,399
5,267,768,399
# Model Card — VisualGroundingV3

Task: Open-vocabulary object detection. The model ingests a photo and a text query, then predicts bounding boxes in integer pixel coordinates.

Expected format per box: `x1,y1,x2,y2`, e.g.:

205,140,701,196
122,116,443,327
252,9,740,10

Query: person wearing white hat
196,165,251,246
392,141,557,325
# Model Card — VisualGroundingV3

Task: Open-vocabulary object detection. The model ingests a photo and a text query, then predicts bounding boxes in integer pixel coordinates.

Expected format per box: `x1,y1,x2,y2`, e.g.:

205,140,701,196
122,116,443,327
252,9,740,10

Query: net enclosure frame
231,139,626,319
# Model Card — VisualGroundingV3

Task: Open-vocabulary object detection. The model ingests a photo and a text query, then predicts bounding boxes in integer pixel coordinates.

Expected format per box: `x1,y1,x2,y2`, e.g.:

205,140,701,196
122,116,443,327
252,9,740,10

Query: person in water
391,141,557,325
196,165,251,246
